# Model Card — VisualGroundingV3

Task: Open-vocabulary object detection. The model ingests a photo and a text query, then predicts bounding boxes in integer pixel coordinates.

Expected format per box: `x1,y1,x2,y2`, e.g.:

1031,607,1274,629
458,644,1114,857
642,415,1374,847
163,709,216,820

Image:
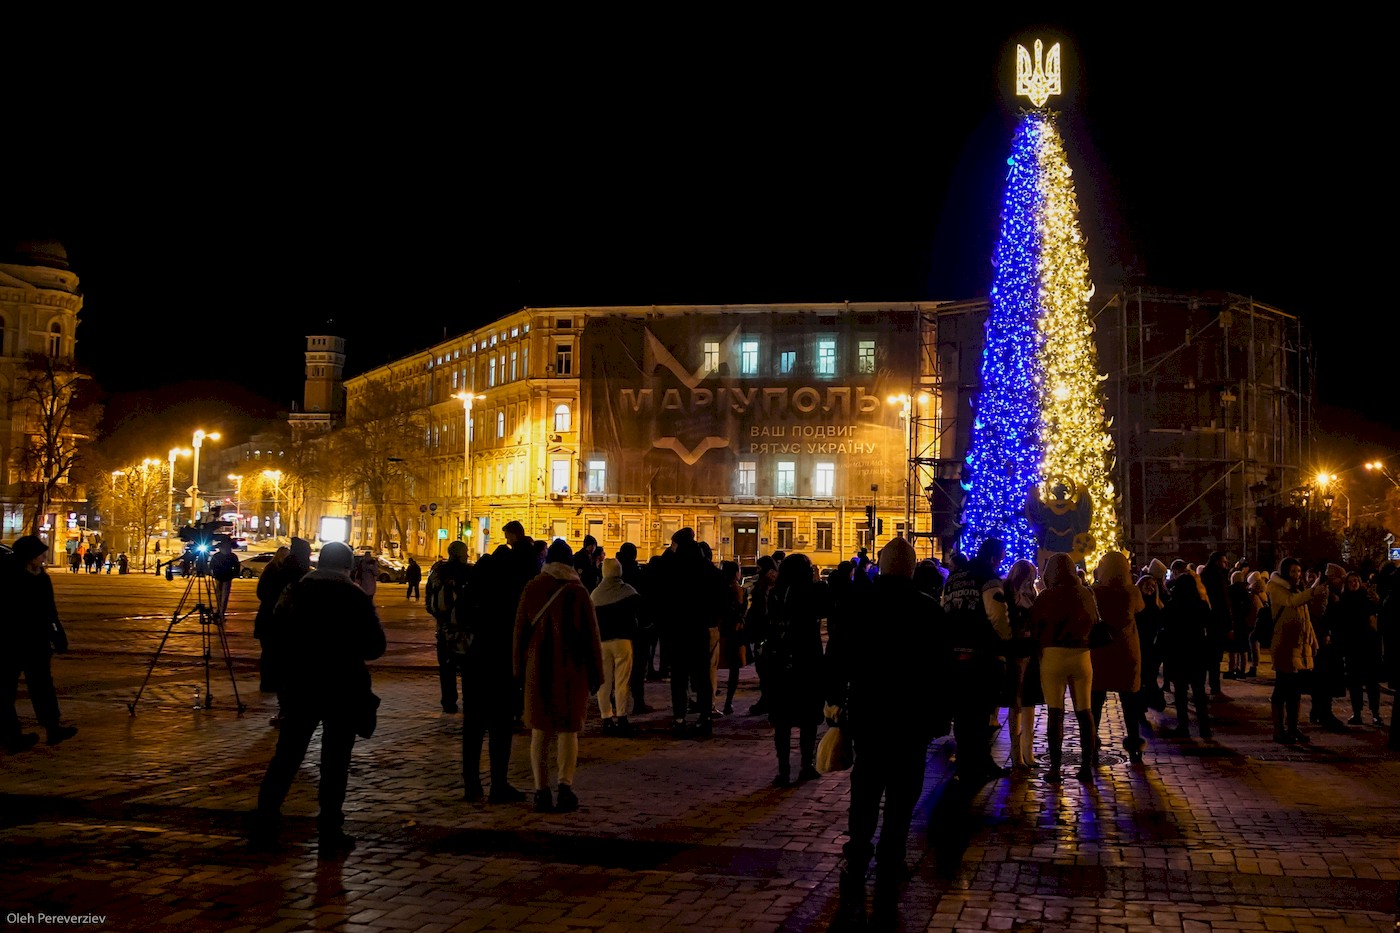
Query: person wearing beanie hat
250,536,386,858
590,557,641,735
515,539,603,813
3,536,78,752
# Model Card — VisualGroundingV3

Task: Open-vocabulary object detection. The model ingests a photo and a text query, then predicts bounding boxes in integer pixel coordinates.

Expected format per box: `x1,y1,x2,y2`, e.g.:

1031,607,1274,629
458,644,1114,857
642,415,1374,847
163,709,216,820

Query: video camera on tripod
173,519,235,577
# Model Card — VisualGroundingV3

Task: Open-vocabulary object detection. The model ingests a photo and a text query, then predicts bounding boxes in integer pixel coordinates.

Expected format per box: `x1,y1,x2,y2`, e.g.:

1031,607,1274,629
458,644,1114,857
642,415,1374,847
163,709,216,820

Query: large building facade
325,292,1318,569
0,241,85,544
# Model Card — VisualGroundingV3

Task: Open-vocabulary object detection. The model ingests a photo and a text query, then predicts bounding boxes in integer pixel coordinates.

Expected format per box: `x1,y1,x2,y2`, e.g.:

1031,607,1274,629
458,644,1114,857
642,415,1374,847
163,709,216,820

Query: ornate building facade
0,241,84,544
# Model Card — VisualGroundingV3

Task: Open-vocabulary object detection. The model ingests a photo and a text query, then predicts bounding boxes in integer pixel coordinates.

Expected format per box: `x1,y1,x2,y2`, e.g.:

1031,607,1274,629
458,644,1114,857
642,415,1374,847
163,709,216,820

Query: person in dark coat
616,541,655,714
763,552,830,785
2,536,78,751
824,538,941,922
652,528,726,737
427,540,473,714
1198,551,1234,699
404,557,422,600
745,555,779,716
1031,552,1099,782
209,538,241,621
1162,565,1213,739
254,541,308,727
1002,559,1043,771
1336,571,1383,725
514,539,604,814
460,547,527,803
249,541,386,857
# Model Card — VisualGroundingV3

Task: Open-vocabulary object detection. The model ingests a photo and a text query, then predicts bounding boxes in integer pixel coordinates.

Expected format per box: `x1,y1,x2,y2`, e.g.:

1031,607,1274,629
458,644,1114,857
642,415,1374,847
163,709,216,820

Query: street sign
437,528,448,539
1389,546,1400,562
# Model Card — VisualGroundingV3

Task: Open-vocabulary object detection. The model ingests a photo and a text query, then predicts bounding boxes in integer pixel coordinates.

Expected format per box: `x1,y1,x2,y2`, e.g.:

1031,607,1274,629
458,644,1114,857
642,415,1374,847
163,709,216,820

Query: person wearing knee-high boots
1001,560,1043,771
1089,552,1145,765
1031,553,1099,783
1267,557,1326,744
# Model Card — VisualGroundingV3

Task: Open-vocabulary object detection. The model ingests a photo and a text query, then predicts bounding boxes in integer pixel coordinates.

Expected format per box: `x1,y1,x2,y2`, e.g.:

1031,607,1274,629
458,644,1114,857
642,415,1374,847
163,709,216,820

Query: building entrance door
732,520,759,565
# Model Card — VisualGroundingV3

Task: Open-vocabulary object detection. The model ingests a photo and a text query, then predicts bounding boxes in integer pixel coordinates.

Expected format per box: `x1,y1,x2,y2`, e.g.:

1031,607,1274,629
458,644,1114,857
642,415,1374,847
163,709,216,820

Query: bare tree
331,380,426,551
10,352,102,537
116,460,168,571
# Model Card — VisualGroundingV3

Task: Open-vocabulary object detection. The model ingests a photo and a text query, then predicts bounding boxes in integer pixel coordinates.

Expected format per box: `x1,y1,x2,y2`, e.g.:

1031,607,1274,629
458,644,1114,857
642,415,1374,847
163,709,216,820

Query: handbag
355,690,382,739
815,724,853,773
50,619,69,654
1088,619,1115,650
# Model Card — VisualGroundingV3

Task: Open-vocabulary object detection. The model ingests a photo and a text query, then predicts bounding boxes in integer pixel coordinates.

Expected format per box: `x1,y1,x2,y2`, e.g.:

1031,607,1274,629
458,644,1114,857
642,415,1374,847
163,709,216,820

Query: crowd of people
5,522,1397,923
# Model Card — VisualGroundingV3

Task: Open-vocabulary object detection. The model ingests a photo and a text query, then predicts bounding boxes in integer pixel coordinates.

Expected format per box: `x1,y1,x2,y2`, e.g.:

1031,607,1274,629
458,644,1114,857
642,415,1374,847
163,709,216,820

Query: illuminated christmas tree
958,42,1121,571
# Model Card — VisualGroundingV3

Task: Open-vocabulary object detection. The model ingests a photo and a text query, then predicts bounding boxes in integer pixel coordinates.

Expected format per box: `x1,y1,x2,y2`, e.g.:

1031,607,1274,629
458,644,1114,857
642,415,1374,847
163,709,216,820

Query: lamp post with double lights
886,391,930,546
262,469,284,540
189,430,221,524
1315,471,1351,528
1366,460,1400,488
167,447,191,534
453,392,485,559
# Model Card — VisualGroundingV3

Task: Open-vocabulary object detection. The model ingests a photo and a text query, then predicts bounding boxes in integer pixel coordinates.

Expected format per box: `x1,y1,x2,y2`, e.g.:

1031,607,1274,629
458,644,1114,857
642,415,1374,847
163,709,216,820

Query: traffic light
865,504,876,527
877,518,884,536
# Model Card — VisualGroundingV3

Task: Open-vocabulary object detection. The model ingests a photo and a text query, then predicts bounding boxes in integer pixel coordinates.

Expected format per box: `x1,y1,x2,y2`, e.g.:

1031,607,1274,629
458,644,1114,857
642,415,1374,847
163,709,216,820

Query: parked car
238,552,277,578
375,556,406,583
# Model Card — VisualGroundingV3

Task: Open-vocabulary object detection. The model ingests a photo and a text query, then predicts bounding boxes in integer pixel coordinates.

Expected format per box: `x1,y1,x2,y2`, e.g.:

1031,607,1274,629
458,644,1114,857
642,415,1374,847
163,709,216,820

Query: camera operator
210,538,241,621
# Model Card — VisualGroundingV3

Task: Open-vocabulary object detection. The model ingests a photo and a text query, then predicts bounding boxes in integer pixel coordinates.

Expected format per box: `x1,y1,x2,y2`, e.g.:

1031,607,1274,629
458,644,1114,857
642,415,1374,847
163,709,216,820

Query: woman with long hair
1031,552,1099,783
1089,552,1146,765
1002,560,1042,771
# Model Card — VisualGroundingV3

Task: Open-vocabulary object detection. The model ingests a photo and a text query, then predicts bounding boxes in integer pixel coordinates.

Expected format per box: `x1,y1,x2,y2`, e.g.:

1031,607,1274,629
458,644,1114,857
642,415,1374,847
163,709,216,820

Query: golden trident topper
1016,39,1062,107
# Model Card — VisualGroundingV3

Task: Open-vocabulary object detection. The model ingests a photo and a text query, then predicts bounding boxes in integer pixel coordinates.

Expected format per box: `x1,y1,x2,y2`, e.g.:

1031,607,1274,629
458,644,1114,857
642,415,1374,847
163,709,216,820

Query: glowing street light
453,392,485,559
1365,460,1400,488
167,447,191,534
189,430,221,524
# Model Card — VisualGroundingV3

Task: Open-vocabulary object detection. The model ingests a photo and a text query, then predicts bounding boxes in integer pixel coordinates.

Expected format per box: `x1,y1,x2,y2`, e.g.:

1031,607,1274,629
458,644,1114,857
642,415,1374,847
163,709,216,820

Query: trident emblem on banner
1016,39,1062,107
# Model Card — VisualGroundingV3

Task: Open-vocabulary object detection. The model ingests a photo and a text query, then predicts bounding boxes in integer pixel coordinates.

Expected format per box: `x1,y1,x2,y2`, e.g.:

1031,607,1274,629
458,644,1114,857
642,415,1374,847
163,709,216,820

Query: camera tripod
128,563,247,716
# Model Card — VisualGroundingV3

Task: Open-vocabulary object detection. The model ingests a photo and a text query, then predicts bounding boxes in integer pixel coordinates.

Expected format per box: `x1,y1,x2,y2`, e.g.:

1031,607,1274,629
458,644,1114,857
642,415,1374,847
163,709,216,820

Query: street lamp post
167,447,191,534
227,474,243,537
189,430,221,524
262,469,283,540
453,392,484,559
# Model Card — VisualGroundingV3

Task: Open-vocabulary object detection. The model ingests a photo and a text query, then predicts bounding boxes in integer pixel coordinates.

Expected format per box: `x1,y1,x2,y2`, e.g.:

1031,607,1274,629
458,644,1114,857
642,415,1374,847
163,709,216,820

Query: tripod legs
129,572,246,716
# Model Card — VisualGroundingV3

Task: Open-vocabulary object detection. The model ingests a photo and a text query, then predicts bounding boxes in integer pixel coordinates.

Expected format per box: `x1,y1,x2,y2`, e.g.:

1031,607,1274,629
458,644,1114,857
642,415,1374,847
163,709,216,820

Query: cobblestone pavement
1,579,1397,932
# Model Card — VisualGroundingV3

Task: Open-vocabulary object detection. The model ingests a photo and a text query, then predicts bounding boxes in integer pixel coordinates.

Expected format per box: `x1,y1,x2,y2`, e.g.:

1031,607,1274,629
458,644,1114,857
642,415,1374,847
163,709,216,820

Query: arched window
47,322,62,356
554,404,571,432
497,411,505,438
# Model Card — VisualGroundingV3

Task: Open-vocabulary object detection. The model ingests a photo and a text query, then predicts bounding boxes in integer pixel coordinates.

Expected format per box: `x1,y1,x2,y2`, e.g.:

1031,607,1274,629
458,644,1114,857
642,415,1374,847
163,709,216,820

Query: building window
857,340,876,374
703,341,720,374
496,411,505,438
506,462,516,494
510,350,518,381
737,460,756,496
551,459,570,494
814,462,835,497
776,461,796,496
489,356,497,387
587,460,606,493
740,340,759,375
815,521,833,552
468,416,474,442
555,342,573,375
48,322,62,356
776,520,795,551
554,404,571,432
779,349,796,375
817,339,836,376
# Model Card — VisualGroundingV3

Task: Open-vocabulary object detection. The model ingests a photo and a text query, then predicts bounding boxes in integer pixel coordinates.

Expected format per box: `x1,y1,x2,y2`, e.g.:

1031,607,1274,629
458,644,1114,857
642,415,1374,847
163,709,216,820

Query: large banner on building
579,313,912,499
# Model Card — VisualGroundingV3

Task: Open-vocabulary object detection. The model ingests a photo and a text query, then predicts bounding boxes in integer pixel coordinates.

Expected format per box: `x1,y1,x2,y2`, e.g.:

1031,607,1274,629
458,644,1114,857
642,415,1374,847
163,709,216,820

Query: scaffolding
903,289,1315,568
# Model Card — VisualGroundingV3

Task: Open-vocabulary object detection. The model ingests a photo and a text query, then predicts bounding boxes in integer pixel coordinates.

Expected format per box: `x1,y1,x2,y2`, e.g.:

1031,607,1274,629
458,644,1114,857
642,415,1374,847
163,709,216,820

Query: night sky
4,15,1392,453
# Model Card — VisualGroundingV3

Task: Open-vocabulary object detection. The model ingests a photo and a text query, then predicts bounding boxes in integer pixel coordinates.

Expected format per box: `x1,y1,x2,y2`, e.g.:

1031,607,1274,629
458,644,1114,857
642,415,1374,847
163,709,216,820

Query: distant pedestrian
718,560,748,716
514,539,603,814
353,549,378,598
2,535,79,752
249,541,385,858
68,549,81,574
426,541,472,714
83,549,96,573
1089,551,1145,765
117,553,129,575
1267,557,1326,744
404,557,422,600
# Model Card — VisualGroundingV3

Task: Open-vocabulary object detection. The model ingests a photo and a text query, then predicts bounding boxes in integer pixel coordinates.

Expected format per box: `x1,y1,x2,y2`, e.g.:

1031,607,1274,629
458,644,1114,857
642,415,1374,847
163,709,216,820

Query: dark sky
4,15,1392,449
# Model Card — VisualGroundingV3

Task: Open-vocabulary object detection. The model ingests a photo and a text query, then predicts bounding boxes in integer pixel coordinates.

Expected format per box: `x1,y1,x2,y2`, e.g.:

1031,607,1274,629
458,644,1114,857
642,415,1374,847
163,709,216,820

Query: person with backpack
426,541,472,714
